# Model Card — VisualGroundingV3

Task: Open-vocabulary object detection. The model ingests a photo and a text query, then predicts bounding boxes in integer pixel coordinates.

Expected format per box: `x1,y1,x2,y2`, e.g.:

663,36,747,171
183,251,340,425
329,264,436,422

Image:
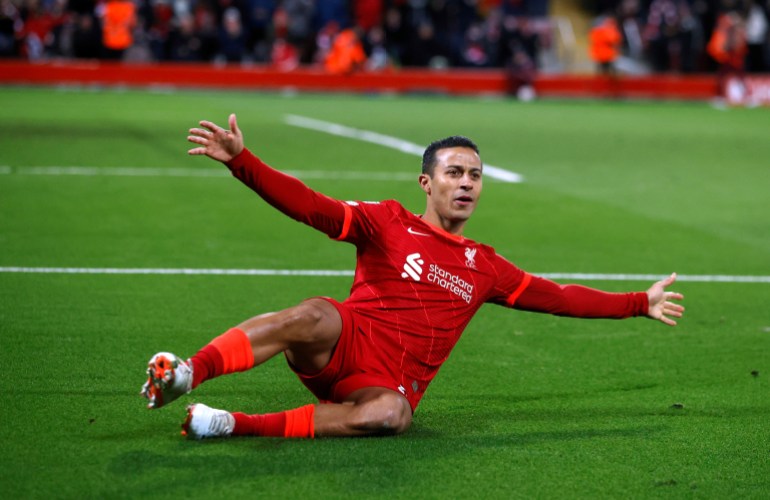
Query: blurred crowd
1,0,768,74
589,0,769,74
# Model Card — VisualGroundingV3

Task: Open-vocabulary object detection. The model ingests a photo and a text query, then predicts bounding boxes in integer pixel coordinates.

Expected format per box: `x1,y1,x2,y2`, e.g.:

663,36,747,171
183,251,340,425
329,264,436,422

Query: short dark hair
421,136,480,176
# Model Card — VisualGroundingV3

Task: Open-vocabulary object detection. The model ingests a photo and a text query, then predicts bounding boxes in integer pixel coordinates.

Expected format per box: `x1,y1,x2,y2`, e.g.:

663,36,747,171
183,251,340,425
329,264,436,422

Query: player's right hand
187,113,244,163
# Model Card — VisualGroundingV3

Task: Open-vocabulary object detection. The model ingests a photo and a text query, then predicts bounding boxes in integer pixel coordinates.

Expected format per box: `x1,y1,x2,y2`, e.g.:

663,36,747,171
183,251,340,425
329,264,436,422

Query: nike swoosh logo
407,227,431,237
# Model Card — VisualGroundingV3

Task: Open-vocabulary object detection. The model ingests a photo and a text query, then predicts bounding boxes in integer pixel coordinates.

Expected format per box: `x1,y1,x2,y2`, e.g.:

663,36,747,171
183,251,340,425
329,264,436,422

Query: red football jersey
336,199,528,404
226,149,648,408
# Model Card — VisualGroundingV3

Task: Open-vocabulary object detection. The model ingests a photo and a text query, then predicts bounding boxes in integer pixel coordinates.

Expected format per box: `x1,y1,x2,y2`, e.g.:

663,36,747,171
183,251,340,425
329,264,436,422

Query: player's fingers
660,299,682,313
201,120,229,136
188,147,207,155
666,301,685,312
188,128,213,140
666,292,684,301
660,315,677,326
666,306,684,318
199,120,220,132
653,274,676,293
187,135,208,145
229,113,239,135
660,272,677,287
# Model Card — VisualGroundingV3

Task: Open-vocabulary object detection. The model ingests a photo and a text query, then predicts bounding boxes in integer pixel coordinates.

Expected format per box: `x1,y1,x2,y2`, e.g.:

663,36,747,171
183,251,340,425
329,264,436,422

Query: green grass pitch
0,87,768,498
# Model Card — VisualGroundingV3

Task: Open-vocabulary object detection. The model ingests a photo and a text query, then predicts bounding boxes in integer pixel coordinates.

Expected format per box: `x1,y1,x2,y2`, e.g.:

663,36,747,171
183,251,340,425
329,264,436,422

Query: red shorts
287,297,410,409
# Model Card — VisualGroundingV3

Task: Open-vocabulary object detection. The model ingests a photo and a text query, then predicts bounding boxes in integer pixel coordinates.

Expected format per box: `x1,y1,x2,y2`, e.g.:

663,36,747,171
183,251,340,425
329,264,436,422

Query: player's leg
141,298,342,409
236,298,342,375
182,386,412,439
313,386,413,437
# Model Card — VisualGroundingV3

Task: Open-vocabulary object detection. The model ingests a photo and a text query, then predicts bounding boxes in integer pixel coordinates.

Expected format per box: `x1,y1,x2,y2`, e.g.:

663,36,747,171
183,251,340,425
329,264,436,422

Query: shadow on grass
89,383,770,496
102,419,663,498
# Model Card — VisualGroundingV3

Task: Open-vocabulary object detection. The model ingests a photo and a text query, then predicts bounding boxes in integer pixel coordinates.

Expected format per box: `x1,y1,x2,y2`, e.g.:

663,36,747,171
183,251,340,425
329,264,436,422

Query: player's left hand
646,273,685,326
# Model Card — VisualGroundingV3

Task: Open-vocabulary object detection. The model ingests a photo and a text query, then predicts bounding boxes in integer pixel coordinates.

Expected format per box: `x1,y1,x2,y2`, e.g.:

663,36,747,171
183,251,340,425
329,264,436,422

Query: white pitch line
1,267,768,283
0,267,354,276
284,114,524,184
540,273,770,283
0,166,416,182
12,166,229,177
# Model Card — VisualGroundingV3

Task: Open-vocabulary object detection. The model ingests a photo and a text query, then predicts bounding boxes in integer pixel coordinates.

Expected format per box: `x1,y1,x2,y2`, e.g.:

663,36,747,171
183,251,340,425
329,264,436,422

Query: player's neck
421,211,466,237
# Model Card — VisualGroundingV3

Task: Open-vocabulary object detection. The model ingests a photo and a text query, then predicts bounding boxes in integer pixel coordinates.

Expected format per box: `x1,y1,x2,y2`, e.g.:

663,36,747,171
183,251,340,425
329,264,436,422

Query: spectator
353,0,381,32
244,0,274,62
17,0,68,59
676,0,700,72
146,0,174,60
271,36,299,70
324,25,365,74
643,0,684,71
589,14,622,75
314,0,348,32
505,41,536,100
502,15,539,68
442,0,481,65
218,6,246,62
0,0,20,57
364,24,389,70
314,20,339,65
460,22,490,66
482,8,503,66
192,1,219,61
167,11,202,60
71,11,102,58
98,0,136,60
744,0,768,71
707,11,747,96
403,18,442,66
382,4,408,65
427,0,455,61
282,0,314,63
708,10,747,69
617,0,645,61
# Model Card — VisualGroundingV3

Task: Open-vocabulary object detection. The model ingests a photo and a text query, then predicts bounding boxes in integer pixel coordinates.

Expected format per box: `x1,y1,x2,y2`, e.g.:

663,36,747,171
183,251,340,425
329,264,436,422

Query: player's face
419,146,483,230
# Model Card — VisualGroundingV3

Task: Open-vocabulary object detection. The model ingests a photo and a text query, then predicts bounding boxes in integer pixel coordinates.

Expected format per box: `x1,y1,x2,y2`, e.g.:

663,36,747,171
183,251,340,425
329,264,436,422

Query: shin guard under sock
189,328,254,388
232,404,315,438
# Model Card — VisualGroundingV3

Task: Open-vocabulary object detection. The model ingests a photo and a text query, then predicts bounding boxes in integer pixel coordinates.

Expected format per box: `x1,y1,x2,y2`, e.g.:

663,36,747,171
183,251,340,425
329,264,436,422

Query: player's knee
354,392,412,435
286,300,338,342
293,301,326,329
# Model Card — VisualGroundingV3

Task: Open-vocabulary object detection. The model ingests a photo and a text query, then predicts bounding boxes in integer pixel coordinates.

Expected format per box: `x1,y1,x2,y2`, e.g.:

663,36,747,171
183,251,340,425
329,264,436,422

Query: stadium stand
1,0,768,102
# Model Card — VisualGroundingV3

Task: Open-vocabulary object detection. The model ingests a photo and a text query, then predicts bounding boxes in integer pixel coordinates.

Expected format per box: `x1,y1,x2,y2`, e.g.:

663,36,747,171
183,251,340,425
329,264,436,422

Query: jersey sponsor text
427,263,474,303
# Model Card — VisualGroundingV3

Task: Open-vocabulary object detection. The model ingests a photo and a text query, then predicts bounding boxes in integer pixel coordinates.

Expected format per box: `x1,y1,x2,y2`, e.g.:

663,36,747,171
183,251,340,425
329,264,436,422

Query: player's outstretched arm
646,273,685,326
189,113,348,238
187,113,244,163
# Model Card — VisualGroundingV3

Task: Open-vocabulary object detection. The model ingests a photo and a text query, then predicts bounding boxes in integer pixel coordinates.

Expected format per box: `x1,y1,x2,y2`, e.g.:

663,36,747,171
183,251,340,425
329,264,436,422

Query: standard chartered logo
400,253,474,304
401,253,424,281
428,263,474,304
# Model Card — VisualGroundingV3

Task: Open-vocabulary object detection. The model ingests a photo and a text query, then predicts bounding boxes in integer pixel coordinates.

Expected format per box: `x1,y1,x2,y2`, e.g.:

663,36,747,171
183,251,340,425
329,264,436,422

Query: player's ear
418,173,431,195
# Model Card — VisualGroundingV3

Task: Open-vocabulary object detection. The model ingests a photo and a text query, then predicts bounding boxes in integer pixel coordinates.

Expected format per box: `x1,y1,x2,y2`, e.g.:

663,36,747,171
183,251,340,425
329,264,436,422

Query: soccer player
141,114,685,439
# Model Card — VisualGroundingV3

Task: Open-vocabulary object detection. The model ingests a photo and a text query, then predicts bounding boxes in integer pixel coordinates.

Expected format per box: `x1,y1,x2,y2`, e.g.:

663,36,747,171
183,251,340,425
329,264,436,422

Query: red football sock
189,328,254,388
232,404,315,438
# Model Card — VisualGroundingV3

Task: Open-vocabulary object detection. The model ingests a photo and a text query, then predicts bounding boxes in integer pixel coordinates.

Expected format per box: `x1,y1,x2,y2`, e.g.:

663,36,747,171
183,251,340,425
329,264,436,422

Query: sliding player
141,114,684,439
